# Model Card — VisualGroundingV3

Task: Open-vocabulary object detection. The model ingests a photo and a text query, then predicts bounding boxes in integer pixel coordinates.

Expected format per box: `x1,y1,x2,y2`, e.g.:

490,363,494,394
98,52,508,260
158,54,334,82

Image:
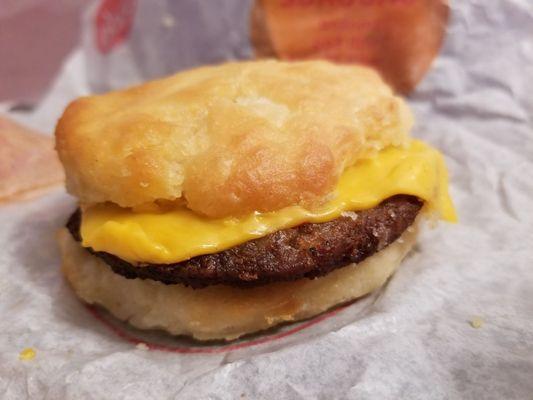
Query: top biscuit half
55,60,413,217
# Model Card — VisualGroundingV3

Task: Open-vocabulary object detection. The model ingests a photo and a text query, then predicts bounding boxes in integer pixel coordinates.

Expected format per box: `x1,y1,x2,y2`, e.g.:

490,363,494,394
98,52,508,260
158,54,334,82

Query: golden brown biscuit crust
56,60,412,217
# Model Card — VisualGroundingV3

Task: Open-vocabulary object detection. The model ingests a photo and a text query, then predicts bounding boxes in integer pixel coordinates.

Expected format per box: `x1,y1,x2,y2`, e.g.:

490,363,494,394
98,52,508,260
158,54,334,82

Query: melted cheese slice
81,140,456,264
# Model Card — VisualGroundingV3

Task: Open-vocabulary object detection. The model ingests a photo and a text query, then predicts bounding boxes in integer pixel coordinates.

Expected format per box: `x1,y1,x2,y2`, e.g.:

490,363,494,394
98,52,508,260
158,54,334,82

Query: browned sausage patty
67,195,422,288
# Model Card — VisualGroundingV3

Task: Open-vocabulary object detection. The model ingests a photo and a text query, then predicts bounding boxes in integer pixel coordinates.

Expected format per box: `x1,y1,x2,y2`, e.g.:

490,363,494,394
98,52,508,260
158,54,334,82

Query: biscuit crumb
470,316,484,329
136,342,149,351
19,347,36,361
341,211,358,221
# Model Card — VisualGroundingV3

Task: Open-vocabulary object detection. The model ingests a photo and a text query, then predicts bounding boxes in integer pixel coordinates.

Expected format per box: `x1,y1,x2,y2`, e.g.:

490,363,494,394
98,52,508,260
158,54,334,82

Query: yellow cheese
19,348,36,361
81,140,456,264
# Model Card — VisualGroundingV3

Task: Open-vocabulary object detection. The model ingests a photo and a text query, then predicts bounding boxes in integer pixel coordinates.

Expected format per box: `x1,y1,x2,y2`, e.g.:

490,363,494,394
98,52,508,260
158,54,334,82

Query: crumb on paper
19,347,36,361
136,342,149,351
470,316,484,329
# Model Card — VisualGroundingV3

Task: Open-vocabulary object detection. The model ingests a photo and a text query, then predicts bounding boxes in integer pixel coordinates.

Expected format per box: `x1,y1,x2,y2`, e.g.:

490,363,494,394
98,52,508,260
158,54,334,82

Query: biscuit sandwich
55,60,456,341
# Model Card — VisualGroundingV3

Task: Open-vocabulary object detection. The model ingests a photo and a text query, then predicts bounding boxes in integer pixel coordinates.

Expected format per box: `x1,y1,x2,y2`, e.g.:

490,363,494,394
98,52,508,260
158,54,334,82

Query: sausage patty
67,195,423,288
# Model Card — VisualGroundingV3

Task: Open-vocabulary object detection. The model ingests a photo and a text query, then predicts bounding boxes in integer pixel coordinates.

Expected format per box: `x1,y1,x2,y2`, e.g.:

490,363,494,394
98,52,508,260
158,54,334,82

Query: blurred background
0,0,85,104
0,0,450,131
1,0,532,183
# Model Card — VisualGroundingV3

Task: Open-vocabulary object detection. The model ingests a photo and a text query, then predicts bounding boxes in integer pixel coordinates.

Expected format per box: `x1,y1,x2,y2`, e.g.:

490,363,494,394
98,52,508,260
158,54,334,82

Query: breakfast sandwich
55,60,456,340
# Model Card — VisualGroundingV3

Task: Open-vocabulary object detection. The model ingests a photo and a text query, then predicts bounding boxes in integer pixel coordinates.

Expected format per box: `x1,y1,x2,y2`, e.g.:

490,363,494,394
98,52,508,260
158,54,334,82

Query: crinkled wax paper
1,1,532,399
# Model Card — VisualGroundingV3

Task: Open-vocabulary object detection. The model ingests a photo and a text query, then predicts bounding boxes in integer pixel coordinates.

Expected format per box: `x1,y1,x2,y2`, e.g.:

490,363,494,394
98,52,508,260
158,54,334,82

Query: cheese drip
81,140,456,264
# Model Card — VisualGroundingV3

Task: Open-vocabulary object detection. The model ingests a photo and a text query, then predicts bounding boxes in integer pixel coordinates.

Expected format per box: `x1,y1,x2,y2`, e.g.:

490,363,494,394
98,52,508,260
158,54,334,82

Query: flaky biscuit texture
56,61,412,216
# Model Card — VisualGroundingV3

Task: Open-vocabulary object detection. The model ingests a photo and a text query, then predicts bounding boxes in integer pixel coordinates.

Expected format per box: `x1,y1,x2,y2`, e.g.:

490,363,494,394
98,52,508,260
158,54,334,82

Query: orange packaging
251,0,449,93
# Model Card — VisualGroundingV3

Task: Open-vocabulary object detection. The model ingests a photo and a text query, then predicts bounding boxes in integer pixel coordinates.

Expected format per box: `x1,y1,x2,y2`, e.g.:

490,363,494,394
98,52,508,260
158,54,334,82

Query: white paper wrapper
1,1,533,399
